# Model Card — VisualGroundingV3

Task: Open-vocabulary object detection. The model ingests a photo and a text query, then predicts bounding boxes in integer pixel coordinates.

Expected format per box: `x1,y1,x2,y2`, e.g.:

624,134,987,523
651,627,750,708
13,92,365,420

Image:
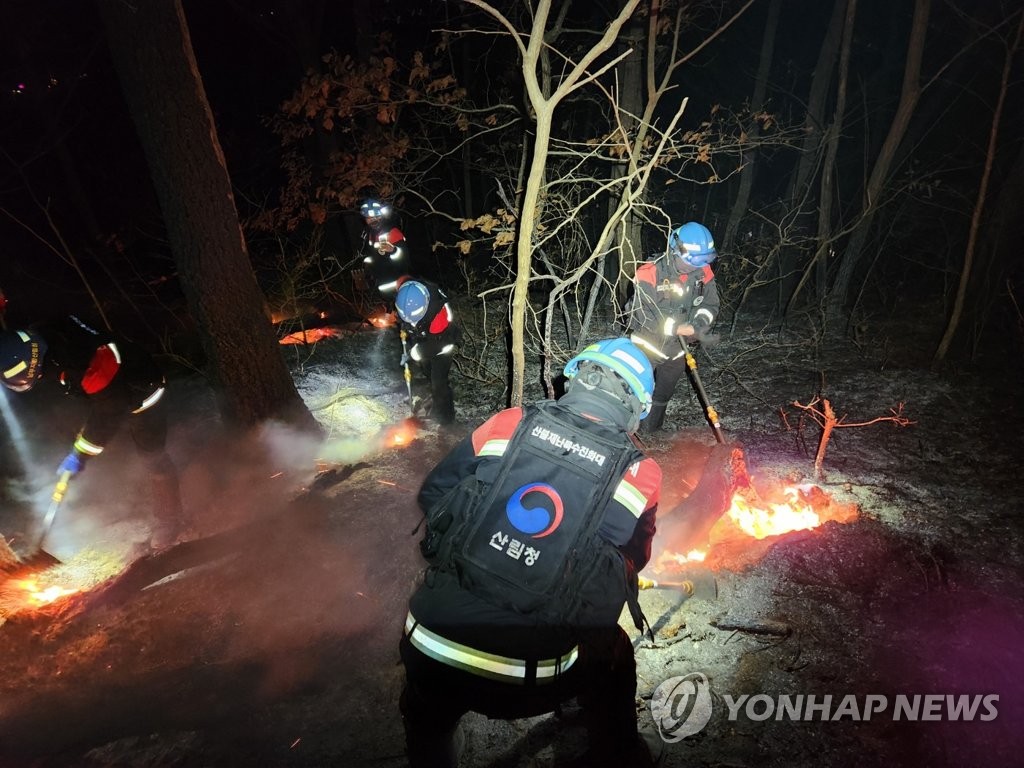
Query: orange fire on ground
727,485,821,540
658,484,858,573
380,418,422,447
0,549,128,620
369,312,397,328
9,578,79,606
278,326,345,345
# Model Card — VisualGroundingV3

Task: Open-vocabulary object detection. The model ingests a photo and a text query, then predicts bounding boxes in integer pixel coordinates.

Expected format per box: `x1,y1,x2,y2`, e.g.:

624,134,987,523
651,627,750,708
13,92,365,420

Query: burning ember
369,312,397,328
278,326,345,345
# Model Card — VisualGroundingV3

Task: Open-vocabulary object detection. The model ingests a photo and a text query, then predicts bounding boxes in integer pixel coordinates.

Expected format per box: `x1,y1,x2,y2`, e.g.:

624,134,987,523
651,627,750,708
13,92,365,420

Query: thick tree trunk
97,0,318,432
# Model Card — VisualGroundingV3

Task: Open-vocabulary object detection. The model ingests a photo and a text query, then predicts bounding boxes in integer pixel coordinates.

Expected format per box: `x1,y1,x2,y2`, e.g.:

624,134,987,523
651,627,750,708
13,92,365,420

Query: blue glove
58,450,84,476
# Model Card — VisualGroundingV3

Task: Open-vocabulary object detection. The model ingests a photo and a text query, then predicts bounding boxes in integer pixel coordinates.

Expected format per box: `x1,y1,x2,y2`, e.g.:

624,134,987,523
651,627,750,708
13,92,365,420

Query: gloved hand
58,450,84,476
400,352,409,366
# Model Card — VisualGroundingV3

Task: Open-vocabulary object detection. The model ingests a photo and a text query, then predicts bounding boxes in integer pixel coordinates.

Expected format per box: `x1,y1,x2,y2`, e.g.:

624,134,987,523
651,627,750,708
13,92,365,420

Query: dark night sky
1,1,1020,346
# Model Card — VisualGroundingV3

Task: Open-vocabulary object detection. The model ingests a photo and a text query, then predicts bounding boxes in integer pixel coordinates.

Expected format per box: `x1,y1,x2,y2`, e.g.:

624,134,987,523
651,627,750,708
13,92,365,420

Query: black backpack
420,401,643,626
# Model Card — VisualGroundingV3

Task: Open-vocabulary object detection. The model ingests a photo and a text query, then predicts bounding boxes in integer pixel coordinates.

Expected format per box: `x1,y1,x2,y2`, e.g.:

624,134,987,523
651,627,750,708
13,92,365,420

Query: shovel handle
38,470,73,547
638,576,696,596
678,337,726,444
52,470,72,504
399,330,414,410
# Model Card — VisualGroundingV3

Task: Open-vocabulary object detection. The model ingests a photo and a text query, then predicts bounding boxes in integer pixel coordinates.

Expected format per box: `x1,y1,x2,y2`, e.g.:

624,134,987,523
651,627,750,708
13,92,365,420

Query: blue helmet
360,199,391,221
564,338,654,418
396,280,431,325
0,329,47,392
670,221,717,267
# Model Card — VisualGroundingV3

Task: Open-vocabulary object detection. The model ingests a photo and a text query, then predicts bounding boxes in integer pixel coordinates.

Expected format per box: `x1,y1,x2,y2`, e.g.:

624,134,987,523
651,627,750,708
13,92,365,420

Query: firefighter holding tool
0,315,186,554
400,337,665,767
394,278,460,425
626,221,721,434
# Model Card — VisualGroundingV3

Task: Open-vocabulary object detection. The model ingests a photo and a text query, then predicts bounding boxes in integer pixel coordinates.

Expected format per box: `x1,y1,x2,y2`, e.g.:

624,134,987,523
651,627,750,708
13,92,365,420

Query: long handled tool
0,470,68,578
679,336,725,444
399,329,414,414
639,569,717,601
36,470,71,556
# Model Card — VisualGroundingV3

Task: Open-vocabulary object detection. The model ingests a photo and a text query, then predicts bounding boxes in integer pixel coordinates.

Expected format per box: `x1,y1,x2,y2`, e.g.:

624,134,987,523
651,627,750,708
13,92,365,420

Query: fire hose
679,336,725,444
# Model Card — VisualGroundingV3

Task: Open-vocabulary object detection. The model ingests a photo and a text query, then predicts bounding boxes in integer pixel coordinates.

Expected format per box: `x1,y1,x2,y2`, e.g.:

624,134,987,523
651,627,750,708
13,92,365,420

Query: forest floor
0,301,1021,768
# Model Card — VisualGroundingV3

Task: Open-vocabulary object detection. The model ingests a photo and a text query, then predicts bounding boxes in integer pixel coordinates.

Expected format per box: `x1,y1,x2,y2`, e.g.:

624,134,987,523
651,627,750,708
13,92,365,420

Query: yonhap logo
650,673,713,742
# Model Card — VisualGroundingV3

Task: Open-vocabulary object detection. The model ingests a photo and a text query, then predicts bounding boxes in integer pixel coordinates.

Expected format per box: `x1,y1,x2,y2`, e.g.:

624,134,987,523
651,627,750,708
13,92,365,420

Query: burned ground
0,305,1021,768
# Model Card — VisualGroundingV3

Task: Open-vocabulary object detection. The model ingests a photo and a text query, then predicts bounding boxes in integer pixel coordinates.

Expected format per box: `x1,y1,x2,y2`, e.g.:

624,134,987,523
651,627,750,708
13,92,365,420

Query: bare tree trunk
722,0,781,252
780,0,847,312
827,0,931,323
98,0,318,432
933,12,1024,366
469,0,641,406
789,0,857,315
610,11,647,304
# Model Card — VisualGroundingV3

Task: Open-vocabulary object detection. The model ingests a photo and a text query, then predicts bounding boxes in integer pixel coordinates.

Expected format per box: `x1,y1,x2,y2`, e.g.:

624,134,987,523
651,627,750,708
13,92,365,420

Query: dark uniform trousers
399,624,639,768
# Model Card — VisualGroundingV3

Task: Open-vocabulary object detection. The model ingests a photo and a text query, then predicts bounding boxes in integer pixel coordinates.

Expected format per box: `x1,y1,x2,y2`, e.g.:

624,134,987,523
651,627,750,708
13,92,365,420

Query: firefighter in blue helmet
0,316,186,553
626,221,721,433
360,199,411,301
395,278,461,424
399,338,664,767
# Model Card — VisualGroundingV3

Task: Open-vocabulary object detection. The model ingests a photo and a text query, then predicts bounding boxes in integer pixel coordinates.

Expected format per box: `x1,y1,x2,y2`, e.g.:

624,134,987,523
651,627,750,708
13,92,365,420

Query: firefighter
360,198,411,302
626,221,721,433
400,338,664,768
0,316,185,553
395,278,461,425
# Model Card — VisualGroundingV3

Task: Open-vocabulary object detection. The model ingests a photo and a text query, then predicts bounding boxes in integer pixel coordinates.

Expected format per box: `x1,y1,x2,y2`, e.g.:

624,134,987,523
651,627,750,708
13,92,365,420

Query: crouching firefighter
400,337,665,768
0,316,186,553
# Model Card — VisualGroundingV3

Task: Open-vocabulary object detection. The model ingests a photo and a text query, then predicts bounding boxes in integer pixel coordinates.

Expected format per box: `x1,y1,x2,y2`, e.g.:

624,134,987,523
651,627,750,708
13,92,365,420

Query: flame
369,312,396,328
726,486,820,540
658,485,837,570
660,549,707,566
9,578,79,606
278,326,344,345
1,549,129,618
381,418,420,447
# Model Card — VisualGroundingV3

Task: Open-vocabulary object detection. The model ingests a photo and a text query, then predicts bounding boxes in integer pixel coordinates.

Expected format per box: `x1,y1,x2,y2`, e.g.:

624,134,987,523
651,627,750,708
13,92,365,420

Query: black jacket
409,402,660,660
39,316,166,453
398,280,461,362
